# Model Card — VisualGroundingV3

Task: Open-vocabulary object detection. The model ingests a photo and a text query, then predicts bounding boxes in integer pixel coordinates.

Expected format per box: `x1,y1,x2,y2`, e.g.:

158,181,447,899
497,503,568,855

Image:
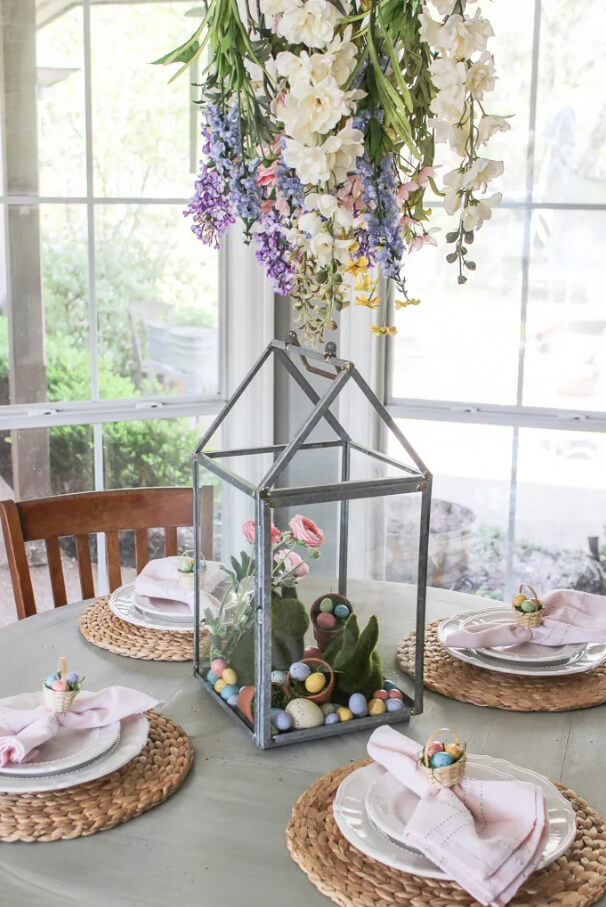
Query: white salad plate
109,584,195,633
438,609,606,677
0,691,149,794
456,609,585,665
333,756,576,880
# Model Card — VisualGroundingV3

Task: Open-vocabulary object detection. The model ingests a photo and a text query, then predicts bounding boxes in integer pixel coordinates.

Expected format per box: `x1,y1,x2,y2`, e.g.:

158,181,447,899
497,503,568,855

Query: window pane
523,210,606,411
90,2,197,198
95,205,219,399
36,3,86,197
515,429,606,592
390,209,523,405
388,420,512,599
534,0,606,204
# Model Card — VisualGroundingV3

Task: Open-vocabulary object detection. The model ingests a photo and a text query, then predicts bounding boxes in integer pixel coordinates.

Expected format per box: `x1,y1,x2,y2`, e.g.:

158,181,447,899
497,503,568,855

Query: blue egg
206,670,219,686
65,671,79,684
431,751,454,768
45,673,58,688
227,694,239,707
220,684,239,701
334,603,350,619
289,662,311,682
349,693,368,717
324,712,340,725
274,710,293,732
386,698,404,712
271,670,286,685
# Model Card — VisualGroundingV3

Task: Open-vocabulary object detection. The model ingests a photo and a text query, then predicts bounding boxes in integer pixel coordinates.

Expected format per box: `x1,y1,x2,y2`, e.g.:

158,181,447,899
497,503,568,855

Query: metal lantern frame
193,336,431,749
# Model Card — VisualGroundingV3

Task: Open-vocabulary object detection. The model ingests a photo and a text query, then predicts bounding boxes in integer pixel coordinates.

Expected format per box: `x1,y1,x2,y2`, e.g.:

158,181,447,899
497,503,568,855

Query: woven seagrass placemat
79,596,203,662
0,711,193,842
396,622,606,711
287,759,606,907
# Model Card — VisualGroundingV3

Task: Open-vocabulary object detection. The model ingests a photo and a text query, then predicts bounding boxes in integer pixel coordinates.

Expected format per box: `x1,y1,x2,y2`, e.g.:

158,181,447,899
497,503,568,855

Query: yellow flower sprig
371,325,397,336
395,298,421,309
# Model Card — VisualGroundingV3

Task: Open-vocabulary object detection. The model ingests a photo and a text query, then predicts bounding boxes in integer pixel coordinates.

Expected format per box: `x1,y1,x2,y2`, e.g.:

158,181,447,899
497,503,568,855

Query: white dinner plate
0,691,120,776
132,561,232,624
456,609,584,665
333,757,576,881
110,584,195,633
438,609,605,677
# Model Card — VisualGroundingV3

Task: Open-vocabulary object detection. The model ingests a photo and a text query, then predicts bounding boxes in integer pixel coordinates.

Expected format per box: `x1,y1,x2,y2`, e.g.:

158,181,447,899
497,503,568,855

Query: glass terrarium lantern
193,338,431,748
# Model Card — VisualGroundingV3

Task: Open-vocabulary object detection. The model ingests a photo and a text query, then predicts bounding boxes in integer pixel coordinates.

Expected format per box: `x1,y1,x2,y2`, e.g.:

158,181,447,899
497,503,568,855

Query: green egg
520,599,536,613
319,597,334,613
321,702,336,716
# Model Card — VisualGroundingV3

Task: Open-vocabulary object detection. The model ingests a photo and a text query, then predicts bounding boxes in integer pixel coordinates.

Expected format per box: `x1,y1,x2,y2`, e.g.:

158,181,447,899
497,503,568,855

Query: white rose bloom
323,120,364,182
306,192,338,217
462,157,504,192
419,10,449,48
477,114,512,146
277,0,339,49
310,230,334,266
260,0,297,16
430,115,470,156
280,78,349,140
327,32,358,86
298,210,324,236
462,192,502,231
430,83,466,123
283,139,330,184
466,52,496,98
430,56,466,92
443,12,494,59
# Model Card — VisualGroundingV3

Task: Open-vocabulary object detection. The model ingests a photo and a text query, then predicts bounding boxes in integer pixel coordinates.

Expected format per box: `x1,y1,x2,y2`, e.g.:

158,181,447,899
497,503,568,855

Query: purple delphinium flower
359,154,404,285
254,209,297,296
275,157,304,211
184,165,235,249
233,157,262,225
202,104,240,176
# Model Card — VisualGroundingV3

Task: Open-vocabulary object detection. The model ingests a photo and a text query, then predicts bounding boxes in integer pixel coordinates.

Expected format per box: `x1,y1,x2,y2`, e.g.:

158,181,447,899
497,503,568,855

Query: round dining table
0,579,604,907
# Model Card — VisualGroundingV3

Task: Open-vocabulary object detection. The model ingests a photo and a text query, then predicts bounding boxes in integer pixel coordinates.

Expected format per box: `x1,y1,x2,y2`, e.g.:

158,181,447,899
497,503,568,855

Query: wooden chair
0,486,213,620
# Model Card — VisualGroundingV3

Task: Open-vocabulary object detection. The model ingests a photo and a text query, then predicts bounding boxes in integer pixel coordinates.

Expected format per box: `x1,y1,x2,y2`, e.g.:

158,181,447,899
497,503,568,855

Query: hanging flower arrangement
156,0,509,343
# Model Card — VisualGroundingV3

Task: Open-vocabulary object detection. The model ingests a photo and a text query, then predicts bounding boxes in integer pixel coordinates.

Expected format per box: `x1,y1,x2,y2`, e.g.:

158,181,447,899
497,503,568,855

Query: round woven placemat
396,621,606,712
0,711,193,842
79,596,204,662
287,759,606,907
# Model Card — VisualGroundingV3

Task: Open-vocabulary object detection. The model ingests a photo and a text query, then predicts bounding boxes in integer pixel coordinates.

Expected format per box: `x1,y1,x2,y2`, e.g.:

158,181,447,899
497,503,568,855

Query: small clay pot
237,685,255,725
285,657,334,705
310,593,354,652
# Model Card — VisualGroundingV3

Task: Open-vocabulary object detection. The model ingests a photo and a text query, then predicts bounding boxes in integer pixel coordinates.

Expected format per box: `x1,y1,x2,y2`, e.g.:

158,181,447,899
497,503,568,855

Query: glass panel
534,0,606,204
390,208,523,405
36,3,86,197
523,210,606,411
515,428,606,593
388,420,513,599
90,2,197,199
95,204,219,398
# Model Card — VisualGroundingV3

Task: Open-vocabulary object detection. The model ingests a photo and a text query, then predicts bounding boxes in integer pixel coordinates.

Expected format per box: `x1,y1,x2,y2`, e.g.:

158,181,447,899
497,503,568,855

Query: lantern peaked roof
195,336,431,505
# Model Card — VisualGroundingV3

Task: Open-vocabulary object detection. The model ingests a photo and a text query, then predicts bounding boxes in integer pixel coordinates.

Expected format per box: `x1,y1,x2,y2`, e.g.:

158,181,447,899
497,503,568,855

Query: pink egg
388,689,404,700
210,658,227,677
427,742,444,758
316,612,336,630
303,646,322,659
372,689,389,701
51,679,69,692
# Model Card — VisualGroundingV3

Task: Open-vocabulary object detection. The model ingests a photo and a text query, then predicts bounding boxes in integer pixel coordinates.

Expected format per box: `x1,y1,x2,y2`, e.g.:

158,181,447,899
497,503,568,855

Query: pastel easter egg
214,678,226,694
66,672,79,685
303,646,322,660
372,689,389,701
445,743,464,760
210,658,227,677
51,679,69,692
321,702,337,716
324,712,340,725
386,699,404,712
221,684,239,701
206,670,219,686
427,742,444,758
222,668,238,686
316,612,336,630
45,674,58,688
273,710,293,732
334,603,350,620
285,698,324,729
388,689,404,701
289,662,311,682
431,751,454,768
368,698,386,716
305,672,326,694
336,707,354,722
521,599,536,613
349,693,368,717
227,694,239,707
271,670,286,685
512,592,526,608
319,597,334,613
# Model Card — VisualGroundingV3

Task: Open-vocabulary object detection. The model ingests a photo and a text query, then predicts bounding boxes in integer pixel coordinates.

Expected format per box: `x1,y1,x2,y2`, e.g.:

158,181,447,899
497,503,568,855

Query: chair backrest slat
75,534,95,600
45,537,67,607
164,525,178,557
105,530,122,592
134,529,149,573
0,500,36,620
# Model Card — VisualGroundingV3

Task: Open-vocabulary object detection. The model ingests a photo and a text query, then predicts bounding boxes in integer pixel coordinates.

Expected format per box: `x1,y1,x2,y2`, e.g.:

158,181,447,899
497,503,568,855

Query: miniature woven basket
513,583,544,628
42,656,78,713
419,727,466,788
177,552,206,589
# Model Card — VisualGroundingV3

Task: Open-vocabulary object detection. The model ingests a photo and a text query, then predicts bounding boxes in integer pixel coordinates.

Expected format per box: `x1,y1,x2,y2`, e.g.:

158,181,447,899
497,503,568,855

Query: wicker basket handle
58,656,67,683
517,583,539,603
423,727,460,767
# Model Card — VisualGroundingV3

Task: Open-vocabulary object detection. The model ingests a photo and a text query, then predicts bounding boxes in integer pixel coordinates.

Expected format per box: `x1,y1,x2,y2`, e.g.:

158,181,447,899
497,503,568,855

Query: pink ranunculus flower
260,198,275,214
257,162,278,187
289,514,324,547
242,520,282,545
274,548,309,578
416,166,437,187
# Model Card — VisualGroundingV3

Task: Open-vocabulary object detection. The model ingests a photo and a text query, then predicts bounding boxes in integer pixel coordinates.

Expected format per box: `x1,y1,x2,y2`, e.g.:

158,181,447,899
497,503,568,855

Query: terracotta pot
237,685,255,725
310,593,354,652
285,657,334,705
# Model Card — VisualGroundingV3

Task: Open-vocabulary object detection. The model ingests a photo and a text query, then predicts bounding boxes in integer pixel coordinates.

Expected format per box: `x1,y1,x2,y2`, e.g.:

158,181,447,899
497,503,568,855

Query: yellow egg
337,707,353,722
368,698,386,716
222,668,238,686
445,743,464,760
305,672,326,694
214,678,226,694
512,592,526,608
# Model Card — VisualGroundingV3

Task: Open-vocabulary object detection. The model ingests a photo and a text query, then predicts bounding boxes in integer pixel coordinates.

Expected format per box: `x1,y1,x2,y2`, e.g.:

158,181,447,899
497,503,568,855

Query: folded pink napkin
134,556,227,615
442,589,606,648
0,686,159,767
367,726,548,907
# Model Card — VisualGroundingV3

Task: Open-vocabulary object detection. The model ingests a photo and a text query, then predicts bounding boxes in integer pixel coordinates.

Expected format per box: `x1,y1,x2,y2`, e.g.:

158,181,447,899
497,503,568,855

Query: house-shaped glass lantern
193,337,431,748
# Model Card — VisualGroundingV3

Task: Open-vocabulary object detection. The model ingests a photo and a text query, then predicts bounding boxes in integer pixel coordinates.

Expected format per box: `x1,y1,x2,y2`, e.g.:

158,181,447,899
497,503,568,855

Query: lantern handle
286,331,339,380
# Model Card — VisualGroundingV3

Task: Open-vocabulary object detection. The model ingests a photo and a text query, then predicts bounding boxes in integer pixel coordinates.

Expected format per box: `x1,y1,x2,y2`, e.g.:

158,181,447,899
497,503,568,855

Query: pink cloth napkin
134,556,226,615
442,589,606,648
367,726,548,907
0,686,159,767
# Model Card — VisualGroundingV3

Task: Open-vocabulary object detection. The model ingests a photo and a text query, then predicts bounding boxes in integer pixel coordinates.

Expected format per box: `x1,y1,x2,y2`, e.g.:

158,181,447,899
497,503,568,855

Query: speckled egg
210,658,227,677
321,702,337,716
319,597,334,613
271,670,287,684
336,707,354,722
388,689,404,701
386,698,404,712
273,710,293,732
285,698,324,729
289,662,311,682
368,698,386,716
316,612,336,630
51,679,69,692
445,743,464,760
214,678,226,694
349,693,368,717
305,672,326,694
520,599,537,613
334,603,350,620
220,684,238,701
324,712,340,726
66,672,79,685
227,694,239,707
427,742,444,758
222,668,238,686
372,689,389,701
431,751,454,768
45,674,58,688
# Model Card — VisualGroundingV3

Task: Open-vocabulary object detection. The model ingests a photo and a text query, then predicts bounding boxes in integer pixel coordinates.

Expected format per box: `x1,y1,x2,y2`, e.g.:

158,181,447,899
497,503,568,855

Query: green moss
325,614,383,699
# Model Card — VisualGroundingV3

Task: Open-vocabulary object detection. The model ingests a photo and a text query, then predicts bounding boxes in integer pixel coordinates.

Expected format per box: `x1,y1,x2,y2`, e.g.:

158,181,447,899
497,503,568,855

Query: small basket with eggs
42,656,82,713
177,550,206,589
512,583,544,628
418,727,467,787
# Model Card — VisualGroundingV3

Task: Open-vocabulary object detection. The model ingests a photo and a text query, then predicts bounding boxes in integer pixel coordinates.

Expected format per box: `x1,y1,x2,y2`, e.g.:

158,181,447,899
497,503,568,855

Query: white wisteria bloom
327,30,358,86
430,56,466,92
279,77,349,140
430,84,466,123
466,52,496,98
430,0,456,14
310,230,334,265
298,210,324,236
462,157,504,191
260,0,298,16
283,139,330,183
419,10,445,47
462,192,502,231
276,50,332,87
442,167,466,214
277,0,340,49
477,114,511,146
447,12,494,59
305,192,338,217
323,120,365,182
430,115,470,156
